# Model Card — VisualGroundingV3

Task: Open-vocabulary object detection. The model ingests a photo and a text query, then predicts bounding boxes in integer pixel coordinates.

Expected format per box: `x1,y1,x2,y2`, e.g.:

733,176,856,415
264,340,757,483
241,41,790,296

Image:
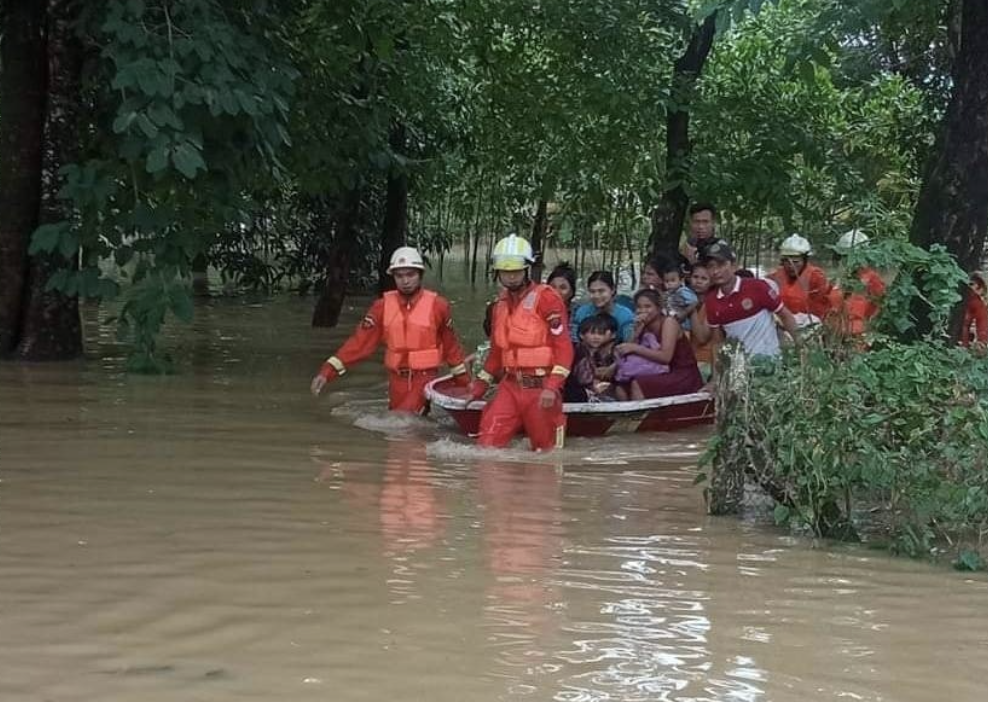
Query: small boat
425,376,715,437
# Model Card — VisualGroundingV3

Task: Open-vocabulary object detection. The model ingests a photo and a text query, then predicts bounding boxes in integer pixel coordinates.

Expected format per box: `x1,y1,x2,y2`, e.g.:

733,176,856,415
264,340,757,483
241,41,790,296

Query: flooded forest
2,1,988,701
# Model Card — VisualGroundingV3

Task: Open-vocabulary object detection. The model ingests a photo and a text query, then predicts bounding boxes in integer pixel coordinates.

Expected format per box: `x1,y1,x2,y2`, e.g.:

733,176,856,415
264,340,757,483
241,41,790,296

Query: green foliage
29,0,297,370
837,239,968,339
707,239,988,565
719,340,988,561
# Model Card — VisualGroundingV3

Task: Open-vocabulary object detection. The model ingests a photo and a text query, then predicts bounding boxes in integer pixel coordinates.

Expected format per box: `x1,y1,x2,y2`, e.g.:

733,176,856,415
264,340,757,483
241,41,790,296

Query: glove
468,379,489,401
453,371,471,388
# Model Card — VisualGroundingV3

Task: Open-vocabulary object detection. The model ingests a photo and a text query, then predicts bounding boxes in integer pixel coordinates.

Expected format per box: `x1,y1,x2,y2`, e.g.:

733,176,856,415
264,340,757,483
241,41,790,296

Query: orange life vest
770,265,830,318
493,285,554,370
828,268,883,336
382,290,442,371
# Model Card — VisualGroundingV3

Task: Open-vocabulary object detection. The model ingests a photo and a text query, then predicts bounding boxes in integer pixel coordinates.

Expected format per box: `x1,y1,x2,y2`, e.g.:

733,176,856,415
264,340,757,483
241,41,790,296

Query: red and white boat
425,375,715,437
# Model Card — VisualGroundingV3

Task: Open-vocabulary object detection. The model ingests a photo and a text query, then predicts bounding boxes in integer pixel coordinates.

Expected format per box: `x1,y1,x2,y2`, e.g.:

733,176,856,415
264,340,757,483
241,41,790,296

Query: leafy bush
709,339,988,565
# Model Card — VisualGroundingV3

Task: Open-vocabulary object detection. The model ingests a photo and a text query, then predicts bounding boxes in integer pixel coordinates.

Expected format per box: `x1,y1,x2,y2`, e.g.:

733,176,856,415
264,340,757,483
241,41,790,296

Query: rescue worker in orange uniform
827,230,886,338
961,272,988,349
468,235,574,451
310,247,469,413
767,234,833,325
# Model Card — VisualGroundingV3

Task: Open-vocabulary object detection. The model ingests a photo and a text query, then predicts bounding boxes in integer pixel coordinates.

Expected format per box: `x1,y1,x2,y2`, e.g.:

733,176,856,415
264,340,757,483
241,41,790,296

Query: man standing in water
680,202,718,265
310,247,469,413
690,240,799,359
469,235,574,451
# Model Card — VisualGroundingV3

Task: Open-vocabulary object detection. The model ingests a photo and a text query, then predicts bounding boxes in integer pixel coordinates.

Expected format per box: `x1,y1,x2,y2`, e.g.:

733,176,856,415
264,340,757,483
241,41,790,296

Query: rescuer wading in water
310,247,469,413
468,235,574,451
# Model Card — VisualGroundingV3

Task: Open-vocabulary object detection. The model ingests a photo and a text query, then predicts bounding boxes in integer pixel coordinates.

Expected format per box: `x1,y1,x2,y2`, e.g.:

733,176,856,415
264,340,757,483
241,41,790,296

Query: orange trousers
387,370,436,413
478,378,566,451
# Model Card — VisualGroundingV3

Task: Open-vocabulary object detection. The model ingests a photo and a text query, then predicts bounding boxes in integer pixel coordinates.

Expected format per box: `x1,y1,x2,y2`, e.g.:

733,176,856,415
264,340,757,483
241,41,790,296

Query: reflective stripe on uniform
327,356,346,375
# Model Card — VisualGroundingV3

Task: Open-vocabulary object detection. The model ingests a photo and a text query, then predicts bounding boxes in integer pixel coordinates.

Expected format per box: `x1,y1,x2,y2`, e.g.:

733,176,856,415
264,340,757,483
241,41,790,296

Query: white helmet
386,246,426,274
835,229,869,254
492,234,535,271
779,234,813,257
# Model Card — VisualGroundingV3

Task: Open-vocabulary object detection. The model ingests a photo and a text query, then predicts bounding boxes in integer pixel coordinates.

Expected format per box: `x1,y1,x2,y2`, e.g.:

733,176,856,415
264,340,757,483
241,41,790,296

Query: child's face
635,297,660,324
663,271,683,292
582,328,614,349
641,265,662,290
690,266,711,294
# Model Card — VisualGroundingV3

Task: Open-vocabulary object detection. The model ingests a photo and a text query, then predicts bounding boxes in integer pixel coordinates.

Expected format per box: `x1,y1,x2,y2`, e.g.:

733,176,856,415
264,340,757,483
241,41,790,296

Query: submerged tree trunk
530,198,548,283
0,0,49,355
192,254,210,297
16,0,84,360
649,12,717,258
378,124,408,293
313,192,362,328
908,0,988,339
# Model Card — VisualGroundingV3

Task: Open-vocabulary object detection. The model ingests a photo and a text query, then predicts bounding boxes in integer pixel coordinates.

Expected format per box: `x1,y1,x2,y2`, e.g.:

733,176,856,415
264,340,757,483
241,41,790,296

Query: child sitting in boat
614,289,672,401
564,313,619,403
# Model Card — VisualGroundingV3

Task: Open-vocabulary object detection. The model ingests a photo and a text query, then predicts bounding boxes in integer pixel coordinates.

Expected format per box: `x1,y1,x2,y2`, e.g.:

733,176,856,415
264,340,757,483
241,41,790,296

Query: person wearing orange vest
468,235,574,451
961,272,988,349
767,234,833,324
310,247,469,413
827,230,886,338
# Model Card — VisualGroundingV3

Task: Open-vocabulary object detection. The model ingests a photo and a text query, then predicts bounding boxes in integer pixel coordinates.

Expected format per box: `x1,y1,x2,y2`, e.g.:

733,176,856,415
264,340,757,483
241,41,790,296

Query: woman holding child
570,271,636,342
613,289,703,401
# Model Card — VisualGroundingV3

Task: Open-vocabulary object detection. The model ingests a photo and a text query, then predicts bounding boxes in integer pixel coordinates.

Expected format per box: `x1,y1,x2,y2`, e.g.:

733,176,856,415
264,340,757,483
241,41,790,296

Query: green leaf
29,223,67,255
171,143,206,179
146,145,169,173
136,113,159,138
112,111,138,134
44,269,70,293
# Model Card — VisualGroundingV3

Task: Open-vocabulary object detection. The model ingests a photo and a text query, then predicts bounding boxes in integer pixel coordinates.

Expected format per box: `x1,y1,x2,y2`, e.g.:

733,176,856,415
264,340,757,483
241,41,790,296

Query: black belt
506,372,545,389
394,368,436,377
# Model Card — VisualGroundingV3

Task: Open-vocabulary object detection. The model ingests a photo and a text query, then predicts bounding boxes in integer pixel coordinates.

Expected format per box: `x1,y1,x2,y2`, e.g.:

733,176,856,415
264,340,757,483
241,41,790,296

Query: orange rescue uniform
318,289,468,413
961,291,988,347
768,263,833,319
827,267,886,336
476,282,574,451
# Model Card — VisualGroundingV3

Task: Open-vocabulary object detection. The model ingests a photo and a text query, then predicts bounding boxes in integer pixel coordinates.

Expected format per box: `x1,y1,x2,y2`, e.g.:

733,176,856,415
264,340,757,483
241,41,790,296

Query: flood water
2,284,987,702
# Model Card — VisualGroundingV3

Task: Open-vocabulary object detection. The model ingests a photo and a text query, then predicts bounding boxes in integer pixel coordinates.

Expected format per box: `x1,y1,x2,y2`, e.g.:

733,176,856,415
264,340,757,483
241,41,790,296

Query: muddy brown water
1,288,987,702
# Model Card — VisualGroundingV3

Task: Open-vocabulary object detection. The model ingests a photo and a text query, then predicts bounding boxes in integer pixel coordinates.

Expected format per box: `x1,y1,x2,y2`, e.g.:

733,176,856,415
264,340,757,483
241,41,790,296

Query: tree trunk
649,12,717,258
192,253,210,297
908,0,988,339
0,0,49,355
16,0,85,360
378,123,408,293
313,192,362,328
530,198,548,283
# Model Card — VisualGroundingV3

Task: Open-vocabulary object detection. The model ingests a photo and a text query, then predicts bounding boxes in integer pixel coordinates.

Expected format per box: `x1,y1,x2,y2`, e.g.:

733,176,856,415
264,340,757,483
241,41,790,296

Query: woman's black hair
587,270,616,290
633,288,665,308
546,261,577,291
578,313,618,337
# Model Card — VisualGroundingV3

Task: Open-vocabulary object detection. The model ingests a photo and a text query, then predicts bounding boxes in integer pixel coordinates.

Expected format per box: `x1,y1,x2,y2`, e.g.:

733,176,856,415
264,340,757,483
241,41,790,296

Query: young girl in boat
614,290,670,400
564,313,619,402
615,289,704,400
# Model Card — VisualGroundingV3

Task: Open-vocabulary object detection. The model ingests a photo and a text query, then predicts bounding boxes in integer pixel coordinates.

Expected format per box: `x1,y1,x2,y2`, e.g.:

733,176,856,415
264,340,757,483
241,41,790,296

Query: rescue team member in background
469,235,574,451
680,202,719,265
310,247,469,412
767,234,833,326
690,240,800,359
827,230,886,338
962,272,988,349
